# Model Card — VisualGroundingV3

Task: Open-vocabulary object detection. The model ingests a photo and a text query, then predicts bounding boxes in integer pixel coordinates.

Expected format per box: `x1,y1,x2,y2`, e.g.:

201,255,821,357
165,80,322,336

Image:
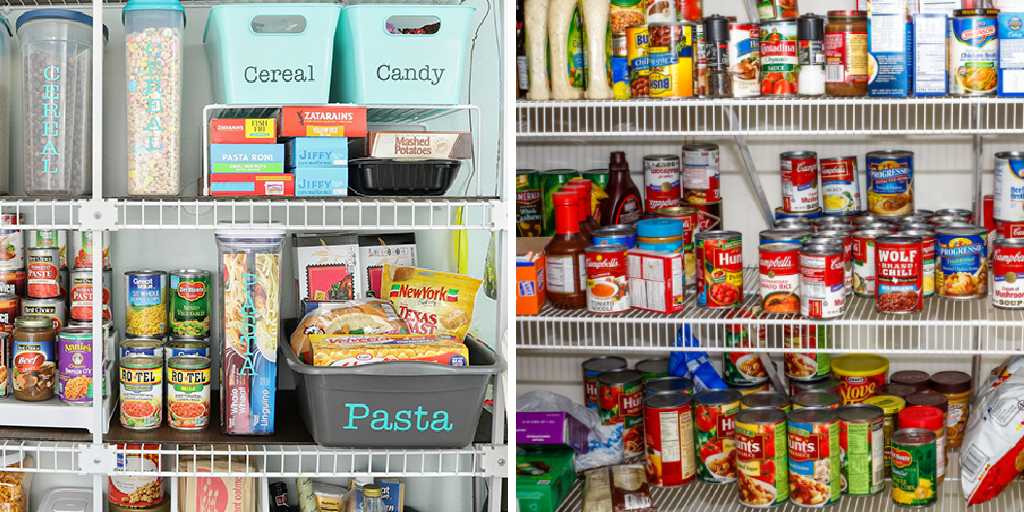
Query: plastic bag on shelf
669,324,728,393
961,355,1024,505
517,390,623,472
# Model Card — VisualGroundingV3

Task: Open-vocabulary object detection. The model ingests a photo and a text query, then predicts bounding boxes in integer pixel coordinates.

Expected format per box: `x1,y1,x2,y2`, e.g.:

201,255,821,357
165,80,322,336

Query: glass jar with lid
825,11,868,97
12,315,56,401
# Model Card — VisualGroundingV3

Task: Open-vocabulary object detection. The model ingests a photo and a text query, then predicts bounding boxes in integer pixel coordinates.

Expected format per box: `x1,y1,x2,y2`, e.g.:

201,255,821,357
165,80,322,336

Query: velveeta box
280,106,367,137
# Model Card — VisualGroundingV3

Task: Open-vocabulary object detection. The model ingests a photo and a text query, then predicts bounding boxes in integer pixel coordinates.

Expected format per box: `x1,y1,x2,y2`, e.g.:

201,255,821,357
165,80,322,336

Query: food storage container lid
16,10,109,40
16,315,53,329
122,0,185,25
0,15,11,38
929,371,972,395
214,225,286,241
831,353,889,377
37,487,92,512
0,451,24,467
637,218,683,238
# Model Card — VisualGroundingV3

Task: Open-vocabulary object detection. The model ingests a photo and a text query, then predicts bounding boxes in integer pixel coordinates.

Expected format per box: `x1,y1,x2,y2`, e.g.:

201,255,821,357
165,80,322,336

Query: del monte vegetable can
735,408,789,507
891,428,938,507
170,270,211,338
694,389,742,483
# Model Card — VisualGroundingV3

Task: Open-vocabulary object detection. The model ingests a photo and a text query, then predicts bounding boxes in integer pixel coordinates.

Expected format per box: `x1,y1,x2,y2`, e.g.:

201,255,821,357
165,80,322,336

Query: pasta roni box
209,144,285,173
1000,13,1024,97
210,173,295,196
868,0,911,97
913,13,948,96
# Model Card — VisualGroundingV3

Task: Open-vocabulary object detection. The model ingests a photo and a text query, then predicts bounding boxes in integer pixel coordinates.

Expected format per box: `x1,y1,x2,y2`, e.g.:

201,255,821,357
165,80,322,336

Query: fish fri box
914,13,948,96
285,138,349,168
279,106,367,138
210,119,278,144
357,233,417,299
354,131,474,160
209,144,285,173
292,233,359,311
1000,13,1024,96
627,248,685,314
293,167,349,197
869,1,911,97
210,174,295,196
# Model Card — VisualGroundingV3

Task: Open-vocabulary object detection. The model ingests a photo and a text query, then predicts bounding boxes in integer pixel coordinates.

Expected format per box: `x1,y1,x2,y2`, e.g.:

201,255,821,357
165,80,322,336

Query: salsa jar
824,11,868,97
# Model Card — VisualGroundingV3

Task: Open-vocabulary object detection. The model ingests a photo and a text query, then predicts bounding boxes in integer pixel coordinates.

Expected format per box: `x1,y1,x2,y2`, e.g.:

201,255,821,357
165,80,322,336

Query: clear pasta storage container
214,227,284,435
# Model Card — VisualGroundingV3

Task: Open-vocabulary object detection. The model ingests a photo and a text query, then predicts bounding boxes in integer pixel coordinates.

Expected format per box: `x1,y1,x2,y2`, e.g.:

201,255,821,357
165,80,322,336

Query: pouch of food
581,464,657,512
961,355,1024,505
290,299,409,364
381,265,482,340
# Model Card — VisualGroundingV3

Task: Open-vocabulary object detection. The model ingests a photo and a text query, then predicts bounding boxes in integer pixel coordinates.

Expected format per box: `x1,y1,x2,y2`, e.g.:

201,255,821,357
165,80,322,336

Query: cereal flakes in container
0,452,33,512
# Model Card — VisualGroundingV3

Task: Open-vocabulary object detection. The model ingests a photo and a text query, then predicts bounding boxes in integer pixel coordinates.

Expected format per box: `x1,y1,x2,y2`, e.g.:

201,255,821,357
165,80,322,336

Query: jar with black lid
703,15,732,98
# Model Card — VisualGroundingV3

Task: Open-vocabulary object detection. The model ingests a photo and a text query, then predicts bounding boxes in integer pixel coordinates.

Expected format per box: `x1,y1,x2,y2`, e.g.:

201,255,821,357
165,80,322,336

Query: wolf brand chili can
949,9,999,97
167,356,212,430
729,23,761,97
900,228,936,297
787,407,841,507
582,356,627,408
781,151,820,213
814,230,853,294
585,245,629,314
592,225,638,248
22,298,65,331
169,270,211,338
760,20,799,96
995,152,1024,222
866,150,915,217
759,243,801,314
784,322,832,382
838,404,885,496
598,369,646,458
27,229,68,268
874,235,924,314
993,238,1024,308
935,225,988,299
26,248,60,299
793,390,842,410
800,245,845,319
647,376,694,396
682,143,721,204
890,429,938,507
696,231,743,308
70,268,113,322
832,353,889,405
644,154,682,211
120,355,163,430
643,393,697,486
694,389,742,483
627,26,651,98
735,408,790,507
820,157,861,214
852,229,888,297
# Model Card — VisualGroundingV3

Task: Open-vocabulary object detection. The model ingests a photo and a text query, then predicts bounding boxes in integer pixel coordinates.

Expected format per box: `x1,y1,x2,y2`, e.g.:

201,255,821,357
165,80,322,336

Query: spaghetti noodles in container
214,227,285,435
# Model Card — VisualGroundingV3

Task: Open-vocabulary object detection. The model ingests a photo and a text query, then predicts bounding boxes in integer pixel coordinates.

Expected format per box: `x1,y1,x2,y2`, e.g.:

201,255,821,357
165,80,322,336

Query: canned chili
814,230,853,294
723,308,769,385
120,355,163,430
597,369,645,457
585,244,629,314
646,376,694,396
781,151,820,213
992,237,1024,308
696,230,743,308
783,322,831,381
167,356,211,430
793,390,842,410
866,150,915,216
832,353,889,405
900,228,936,297
935,225,988,299
875,234,924,314
759,243,801,314
890,428,938,507
643,393,697,486
800,245,845,319
26,247,60,299
735,408,789,507
759,228,811,246
790,375,841,396
682,143,721,204
591,225,638,248
852,229,889,297
820,156,861,214
787,407,841,507
0,268,24,297
838,404,885,496
740,391,792,414
582,356,627,409
69,268,113,322
694,389,742,483
644,154,682,212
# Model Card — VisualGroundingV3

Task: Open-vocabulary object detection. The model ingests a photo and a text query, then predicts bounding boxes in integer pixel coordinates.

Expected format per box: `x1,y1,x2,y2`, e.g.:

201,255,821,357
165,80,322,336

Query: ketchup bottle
563,182,602,241
544,191,589,309
600,152,643,226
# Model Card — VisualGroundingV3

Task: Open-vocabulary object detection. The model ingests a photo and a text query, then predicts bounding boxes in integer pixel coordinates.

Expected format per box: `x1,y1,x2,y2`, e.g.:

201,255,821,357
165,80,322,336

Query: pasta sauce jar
824,11,868,97
874,235,924,314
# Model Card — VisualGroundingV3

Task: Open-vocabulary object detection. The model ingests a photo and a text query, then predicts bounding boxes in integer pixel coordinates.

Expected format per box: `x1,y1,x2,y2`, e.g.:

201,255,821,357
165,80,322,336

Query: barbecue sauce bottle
545,191,589,309
600,152,643,225
563,181,602,240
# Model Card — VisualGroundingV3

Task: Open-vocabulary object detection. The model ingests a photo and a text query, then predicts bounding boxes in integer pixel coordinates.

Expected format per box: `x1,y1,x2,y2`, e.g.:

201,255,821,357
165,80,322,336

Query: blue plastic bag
669,324,728,393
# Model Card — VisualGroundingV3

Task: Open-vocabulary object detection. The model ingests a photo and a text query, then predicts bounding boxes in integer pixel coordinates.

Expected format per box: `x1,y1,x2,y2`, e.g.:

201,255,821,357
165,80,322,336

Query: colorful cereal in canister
643,392,696,486
696,231,743,308
935,225,988,299
694,389,742,483
127,25,183,196
58,326,97,405
125,270,168,336
120,355,162,430
890,429,938,507
735,408,789,507
169,269,211,337
838,404,885,496
866,150,915,216
598,369,645,458
583,356,628,408
831,353,889,405
759,243,801,314
992,237,1024,308
787,407,841,507
167,356,211,430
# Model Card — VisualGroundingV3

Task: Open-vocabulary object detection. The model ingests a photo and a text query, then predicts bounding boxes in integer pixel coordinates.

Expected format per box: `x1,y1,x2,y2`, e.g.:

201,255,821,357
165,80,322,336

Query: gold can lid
362,484,383,498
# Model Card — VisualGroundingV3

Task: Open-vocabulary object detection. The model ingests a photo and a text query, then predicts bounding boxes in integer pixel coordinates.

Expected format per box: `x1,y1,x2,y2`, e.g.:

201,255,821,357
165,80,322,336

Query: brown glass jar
930,371,972,448
825,11,868,97
12,316,56,401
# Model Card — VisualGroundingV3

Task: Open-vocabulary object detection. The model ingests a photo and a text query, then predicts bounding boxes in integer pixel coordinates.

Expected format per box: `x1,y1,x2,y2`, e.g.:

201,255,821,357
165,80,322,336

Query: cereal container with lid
124,0,184,196
0,15,12,195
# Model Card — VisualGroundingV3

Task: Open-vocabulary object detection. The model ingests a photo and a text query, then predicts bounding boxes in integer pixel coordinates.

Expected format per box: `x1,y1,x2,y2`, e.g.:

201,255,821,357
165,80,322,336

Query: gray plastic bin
282,335,505,448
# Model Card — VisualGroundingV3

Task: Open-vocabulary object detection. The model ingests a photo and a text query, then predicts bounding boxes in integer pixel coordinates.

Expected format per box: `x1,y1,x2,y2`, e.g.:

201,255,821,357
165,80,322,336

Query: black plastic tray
348,158,461,196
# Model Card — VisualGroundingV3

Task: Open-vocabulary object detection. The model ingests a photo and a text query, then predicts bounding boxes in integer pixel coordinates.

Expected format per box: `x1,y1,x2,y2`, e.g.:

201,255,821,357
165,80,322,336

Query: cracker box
293,167,349,197
516,450,576,512
356,131,473,160
627,248,684,314
285,137,349,168
210,144,285,173
210,119,278,144
357,233,417,299
292,233,359,311
210,173,294,196
280,106,367,137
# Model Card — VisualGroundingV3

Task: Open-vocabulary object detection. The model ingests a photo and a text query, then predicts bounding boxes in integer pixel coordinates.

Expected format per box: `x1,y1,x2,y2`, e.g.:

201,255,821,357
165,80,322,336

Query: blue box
294,167,348,197
914,13,947,97
869,13,911,97
210,144,285,173
285,137,349,168
1000,13,1024,97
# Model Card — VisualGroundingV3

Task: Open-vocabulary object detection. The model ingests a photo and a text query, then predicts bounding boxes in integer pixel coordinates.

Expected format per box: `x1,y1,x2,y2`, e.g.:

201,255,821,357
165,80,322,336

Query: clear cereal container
0,452,33,512
124,0,184,196
16,10,105,196
0,16,12,195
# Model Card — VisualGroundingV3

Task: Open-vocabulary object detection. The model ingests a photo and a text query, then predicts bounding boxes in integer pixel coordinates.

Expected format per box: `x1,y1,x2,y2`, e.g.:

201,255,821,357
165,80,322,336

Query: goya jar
831,353,889,405
824,11,868,97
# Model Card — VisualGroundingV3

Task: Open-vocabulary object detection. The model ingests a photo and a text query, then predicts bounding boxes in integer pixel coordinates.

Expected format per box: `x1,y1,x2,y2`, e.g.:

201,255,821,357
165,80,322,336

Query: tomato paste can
740,391,792,414
948,9,999,97
696,230,743,308
760,228,812,246
866,150,915,217
935,225,988,299
694,389,742,484
874,235,924,314
995,152,1024,222
890,428,938,507
793,390,842,410
597,369,646,458
783,322,832,382
647,375,695,396
682,143,721,204
837,404,885,496
735,408,789,507
22,297,65,331
813,230,853,294
799,245,845,319
852,229,888,298
729,23,761,97
759,243,801,314
26,247,60,299
790,375,842,396
760,20,799,96
0,214,24,269
831,353,889,405
70,268,113,322
643,392,697,486
582,356,627,409
591,225,638,248
26,230,68,268
0,268,24,297
648,206,699,285
644,154,682,212
820,157,861,214
780,151,820,213
626,26,651,98
992,237,1024,308
585,244,629,314
687,200,723,231
900,228,936,297
787,407,841,507
723,308,769,385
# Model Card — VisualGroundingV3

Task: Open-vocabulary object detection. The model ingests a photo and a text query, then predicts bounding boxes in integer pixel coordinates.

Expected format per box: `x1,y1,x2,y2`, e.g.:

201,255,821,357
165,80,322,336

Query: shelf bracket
79,444,117,474
78,199,120,232
490,200,508,232
477,444,508,478
725,106,773,228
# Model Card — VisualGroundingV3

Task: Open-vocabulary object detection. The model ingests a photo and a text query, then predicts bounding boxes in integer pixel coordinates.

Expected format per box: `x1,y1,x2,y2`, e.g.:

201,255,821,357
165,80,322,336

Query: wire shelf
516,267,1021,355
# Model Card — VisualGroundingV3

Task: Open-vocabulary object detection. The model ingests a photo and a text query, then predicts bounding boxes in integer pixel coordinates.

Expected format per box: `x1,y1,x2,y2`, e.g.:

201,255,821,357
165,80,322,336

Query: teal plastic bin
204,4,341,104
333,5,475,105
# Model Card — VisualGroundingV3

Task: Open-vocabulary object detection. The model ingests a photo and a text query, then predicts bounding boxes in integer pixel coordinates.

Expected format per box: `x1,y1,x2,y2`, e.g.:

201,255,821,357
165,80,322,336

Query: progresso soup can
948,9,999,97
866,150,915,216
787,407,841,508
935,225,988,299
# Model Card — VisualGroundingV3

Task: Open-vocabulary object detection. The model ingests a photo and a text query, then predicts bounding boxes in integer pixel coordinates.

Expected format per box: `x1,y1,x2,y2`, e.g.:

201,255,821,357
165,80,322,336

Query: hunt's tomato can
735,408,790,507
696,231,743,308
643,393,697,486
598,369,646,458
787,407,842,507
992,237,1024,309
585,244,629,314
800,245,845,319
582,356,627,409
820,157,861,214
759,243,800,314
644,155,682,212
874,235,924,314
781,151,820,213
831,353,889,405
694,389,742,483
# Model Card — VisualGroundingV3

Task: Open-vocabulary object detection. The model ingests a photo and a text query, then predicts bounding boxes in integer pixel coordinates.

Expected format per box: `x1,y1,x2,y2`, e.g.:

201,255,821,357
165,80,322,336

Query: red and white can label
993,241,1024,309
759,244,800,314
875,240,923,313
800,250,845,319
852,234,877,297
820,158,861,213
586,247,630,314
996,219,1024,239
27,253,60,299
643,401,696,487
682,149,721,204
782,155,820,212
645,157,682,212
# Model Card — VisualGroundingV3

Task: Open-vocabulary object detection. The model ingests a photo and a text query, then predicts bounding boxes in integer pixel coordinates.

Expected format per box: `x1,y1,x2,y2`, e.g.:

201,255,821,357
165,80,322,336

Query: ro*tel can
874,234,924,314
838,404,885,496
735,408,790,507
643,393,697,487
693,389,742,484
582,356,627,409
866,150,915,217
890,428,938,507
900,228,936,297
799,244,845,319
585,244,629,314
787,407,841,508
592,224,638,249
935,225,988,299
167,355,212,430
781,151,820,213
852,229,890,298
169,269,212,338
831,353,889,405
992,237,1024,308
120,355,163,430
759,243,801,314
696,231,743,308
598,369,645,458
820,156,861,213
994,152,1024,222
644,154,682,212
682,143,721,204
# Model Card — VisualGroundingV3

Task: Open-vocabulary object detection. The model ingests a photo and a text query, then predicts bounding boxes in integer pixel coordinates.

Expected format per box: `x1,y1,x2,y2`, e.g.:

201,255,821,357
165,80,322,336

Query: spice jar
798,14,825,96
637,218,684,253
0,452,33,512
929,371,972,448
703,15,732,98
899,405,947,485
864,395,905,477
825,11,868,97
12,315,56,401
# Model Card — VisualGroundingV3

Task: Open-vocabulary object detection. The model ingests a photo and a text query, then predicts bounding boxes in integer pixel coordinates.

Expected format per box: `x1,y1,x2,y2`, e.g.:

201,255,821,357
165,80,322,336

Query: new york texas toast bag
961,356,1024,505
381,265,482,340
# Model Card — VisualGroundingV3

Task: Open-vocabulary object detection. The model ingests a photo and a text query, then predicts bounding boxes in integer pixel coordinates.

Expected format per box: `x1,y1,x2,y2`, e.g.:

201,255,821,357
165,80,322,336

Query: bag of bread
961,356,1024,505
290,299,408,364
381,265,481,340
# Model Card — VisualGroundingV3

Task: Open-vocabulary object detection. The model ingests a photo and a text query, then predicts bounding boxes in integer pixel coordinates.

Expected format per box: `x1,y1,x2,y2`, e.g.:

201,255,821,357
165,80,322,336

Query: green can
838,404,885,496
634,358,669,384
582,169,610,190
516,170,543,237
169,269,211,338
542,169,580,236
891,428,938,507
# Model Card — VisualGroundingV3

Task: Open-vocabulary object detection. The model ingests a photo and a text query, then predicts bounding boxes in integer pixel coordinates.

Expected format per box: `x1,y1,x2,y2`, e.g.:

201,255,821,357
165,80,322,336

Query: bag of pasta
289,299,409,364
381,265,482,340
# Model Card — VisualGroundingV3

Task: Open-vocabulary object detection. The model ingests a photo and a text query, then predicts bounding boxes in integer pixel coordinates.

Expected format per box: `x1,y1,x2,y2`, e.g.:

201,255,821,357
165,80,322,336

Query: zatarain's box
279,106,367,137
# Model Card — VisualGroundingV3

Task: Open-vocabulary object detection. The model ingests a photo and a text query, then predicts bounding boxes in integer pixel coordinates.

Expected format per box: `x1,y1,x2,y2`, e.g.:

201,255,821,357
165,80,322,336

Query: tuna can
696,230,744,308
627,26,651,98
643,393,697,486
735,408,790,507
793,390,842,410
644,154,682,211
682,143,721,204
585,244,629,314
994,152,1024,222
838,404,885,496
890,429,938,507
694,389,742,483
598,369,646,457
820,157,861,214
759,243,801,314
22,297,65,331
866,150,915,216
119,355,163,430
799,244,845,319
740,391,792,414
26,229,67,268
874,235,924,314
166,338,211,358
635,357,670,382
687,200,723,231
729,23,761,97
591,224,638,248
787,407,841,507
167,356,211,430
949,9,999,96
646,375,694,396
813,230,853,294
783,323,831,382
993,237,1024,308
864,395,906,477
69,268,113,322
26,247,60,299
935,225,988,299
0,294,16,334
169,269,212,338
781,151,820,213
790,375,841,396
582,356,628,409
760,20,799,96
852,229,890,297
0,268,24,297
760,228,812,246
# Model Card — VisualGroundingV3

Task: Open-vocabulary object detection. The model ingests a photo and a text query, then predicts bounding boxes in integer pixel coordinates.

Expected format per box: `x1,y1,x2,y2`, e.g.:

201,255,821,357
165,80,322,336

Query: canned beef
875,235,924,314
70,268,113,322
800,245,845,319
781,151,820,212
582,356,627,408
26,247,60,299
852,229,889,297
866,150,915,216
643,155,681,212
682,143,721,204
995,152,1024,222
993,237,1024,308
784,322,831,381
935,225,988,299
759,243,800,314
585,244,629,314
696,231,743,308
694,389,742,483
820,157,861,213
735,408,789,507
787,407,841,507
643,393,697,486
597,369,645,457
838,404,885,496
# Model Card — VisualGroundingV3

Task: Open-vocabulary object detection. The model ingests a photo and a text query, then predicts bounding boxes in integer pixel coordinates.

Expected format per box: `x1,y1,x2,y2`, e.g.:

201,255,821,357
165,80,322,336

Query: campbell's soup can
759,243,801,314
598,369,646,458
696,230,743,308
935,225,988,299
585,245,629,314
729,24,761,97
815,230,854,294
70,268,113,322
996,219,1024,239
901,228,936,297
800,244,845,319
821,156,861,213
26,248,61,299
644,155,682,212
0,214,24,269
995,152,1024,222
866,150,914,216
781,151,820,213
993,237,1024,309
643,393,697,486
682,143,721,204
874,235,924,314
